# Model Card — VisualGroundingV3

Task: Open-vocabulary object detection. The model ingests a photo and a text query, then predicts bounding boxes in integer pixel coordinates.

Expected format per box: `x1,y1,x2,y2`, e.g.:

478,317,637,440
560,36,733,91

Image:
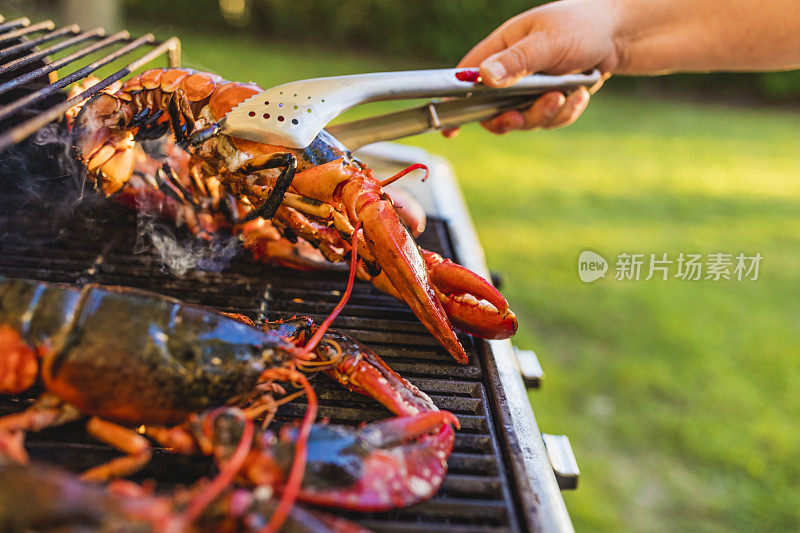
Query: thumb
479,35,552,87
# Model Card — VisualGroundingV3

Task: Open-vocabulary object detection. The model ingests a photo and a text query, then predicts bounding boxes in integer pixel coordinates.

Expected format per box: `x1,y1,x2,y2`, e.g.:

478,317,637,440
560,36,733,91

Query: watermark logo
578,251,762,282
578,250,608,282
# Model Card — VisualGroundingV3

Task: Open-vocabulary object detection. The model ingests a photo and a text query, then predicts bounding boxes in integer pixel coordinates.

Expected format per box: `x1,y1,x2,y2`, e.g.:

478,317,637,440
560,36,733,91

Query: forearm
611,0,800,74
454,0,800,133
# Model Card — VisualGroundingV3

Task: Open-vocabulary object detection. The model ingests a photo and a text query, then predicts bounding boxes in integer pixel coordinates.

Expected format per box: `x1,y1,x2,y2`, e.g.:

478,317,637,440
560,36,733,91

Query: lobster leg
0,430,26,465
0,402,151,482
167,90,196,146
240,153,298,222
158,162,199,207
153,163,191,206
168,95,187,145
315,329,440,416
0,395,81,463
81,417,153,481
0,324,38,394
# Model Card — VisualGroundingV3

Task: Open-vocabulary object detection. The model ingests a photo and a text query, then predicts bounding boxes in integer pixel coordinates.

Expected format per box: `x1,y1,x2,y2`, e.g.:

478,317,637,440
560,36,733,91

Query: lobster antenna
181,410,255,526
257,225,361,532
264,226,361,532
292,221,362,358
378,163,428,187
263,372,318,533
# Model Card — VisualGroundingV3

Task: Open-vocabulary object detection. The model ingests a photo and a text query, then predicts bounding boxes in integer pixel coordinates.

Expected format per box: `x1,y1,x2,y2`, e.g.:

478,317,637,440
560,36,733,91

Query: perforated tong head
220,68,603,150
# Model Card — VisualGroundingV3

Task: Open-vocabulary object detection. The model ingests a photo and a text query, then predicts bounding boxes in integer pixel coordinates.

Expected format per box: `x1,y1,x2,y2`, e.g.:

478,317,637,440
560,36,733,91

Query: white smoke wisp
0,123,91,224
133,210,241,278
32,123,88,206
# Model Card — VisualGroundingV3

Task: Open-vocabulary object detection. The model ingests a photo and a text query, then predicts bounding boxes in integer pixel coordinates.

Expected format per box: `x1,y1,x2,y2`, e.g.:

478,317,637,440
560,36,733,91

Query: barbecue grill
0,15,579,532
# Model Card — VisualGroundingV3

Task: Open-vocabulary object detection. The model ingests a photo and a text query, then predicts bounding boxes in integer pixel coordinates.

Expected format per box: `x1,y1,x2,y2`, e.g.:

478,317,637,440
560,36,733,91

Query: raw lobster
0,461,371,532
70,68,518,364
0,277,456,530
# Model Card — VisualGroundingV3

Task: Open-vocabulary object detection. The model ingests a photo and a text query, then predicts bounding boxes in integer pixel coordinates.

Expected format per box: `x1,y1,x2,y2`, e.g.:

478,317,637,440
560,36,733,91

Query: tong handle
328,93,566,150
304,68,601,103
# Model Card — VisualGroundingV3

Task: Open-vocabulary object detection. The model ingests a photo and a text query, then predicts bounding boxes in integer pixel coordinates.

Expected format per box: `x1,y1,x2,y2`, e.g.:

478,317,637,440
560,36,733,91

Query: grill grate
0,13,571,532
0,202,520,532
0,14,179,151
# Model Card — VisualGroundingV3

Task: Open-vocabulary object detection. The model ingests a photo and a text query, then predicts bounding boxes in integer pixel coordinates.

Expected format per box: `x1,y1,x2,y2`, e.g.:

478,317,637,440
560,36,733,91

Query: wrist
604,0,636,73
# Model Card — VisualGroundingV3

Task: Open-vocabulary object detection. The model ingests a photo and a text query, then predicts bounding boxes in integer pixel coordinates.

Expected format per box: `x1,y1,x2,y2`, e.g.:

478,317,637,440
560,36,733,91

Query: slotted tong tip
220,68,602,150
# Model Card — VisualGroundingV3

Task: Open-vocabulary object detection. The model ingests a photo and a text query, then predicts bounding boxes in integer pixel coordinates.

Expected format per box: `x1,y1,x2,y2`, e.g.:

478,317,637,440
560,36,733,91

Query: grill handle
513,345,545,389
542,434,580,490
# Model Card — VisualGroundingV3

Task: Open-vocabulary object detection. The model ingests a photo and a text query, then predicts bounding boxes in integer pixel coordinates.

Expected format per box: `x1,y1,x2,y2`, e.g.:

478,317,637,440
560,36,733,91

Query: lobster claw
343,180,470,364
286,158,512,364
313,328,440,416
242,412,458,512
421,250,518,340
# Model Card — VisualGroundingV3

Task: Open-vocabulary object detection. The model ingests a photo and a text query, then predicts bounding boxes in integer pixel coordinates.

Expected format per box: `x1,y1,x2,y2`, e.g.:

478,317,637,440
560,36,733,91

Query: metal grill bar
0,32,152,120
0,23,79,62
0,17,31,35
0,19,54,44
0,37,179,150
0,30,130,96
0,27,104,77
0,17,180,151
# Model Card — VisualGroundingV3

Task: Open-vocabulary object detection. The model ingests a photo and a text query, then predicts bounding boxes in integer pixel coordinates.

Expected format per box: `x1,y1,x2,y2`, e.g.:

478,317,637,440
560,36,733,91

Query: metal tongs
219,68,603,150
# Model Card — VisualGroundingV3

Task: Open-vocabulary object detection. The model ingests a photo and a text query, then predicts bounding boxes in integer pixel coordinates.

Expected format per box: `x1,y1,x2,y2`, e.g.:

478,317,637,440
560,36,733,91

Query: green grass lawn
35,18,800,531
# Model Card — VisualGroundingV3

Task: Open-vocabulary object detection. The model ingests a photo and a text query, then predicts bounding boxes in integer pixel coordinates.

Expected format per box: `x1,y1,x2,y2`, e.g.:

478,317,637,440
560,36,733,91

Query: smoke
0,123,89,217
127,136,245,277
134,214,241,277
0,119,242,278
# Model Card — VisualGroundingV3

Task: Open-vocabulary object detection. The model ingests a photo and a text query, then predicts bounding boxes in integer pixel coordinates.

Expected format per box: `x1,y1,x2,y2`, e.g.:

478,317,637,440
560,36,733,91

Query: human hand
445,0,619,136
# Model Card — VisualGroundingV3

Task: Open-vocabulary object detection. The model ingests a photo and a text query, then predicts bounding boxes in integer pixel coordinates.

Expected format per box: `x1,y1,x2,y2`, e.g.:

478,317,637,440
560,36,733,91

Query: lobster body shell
72,68,355,192
0,278,459,518
0,278,292,425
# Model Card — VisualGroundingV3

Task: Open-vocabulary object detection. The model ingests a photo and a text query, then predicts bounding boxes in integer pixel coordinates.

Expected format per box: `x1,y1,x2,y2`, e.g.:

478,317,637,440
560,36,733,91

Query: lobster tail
68,68,231,196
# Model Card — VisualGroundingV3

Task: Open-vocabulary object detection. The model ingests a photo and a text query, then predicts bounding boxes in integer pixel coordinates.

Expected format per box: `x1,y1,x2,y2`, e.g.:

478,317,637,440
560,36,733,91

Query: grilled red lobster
70,68,518,364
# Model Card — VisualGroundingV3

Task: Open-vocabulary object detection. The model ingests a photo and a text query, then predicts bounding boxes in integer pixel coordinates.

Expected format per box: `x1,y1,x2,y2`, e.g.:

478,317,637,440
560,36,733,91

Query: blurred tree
219,0,251,26
61,0,121,31
121,0,800,100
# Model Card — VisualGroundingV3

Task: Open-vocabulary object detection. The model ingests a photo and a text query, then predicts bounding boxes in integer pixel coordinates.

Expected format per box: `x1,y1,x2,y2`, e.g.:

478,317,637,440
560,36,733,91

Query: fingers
479,87,591,133
458,32,511,70
442,127,460,139
518,91,566,129
547,86,591,128
457,13,533,69
480,110,525,135
479,34,555,87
